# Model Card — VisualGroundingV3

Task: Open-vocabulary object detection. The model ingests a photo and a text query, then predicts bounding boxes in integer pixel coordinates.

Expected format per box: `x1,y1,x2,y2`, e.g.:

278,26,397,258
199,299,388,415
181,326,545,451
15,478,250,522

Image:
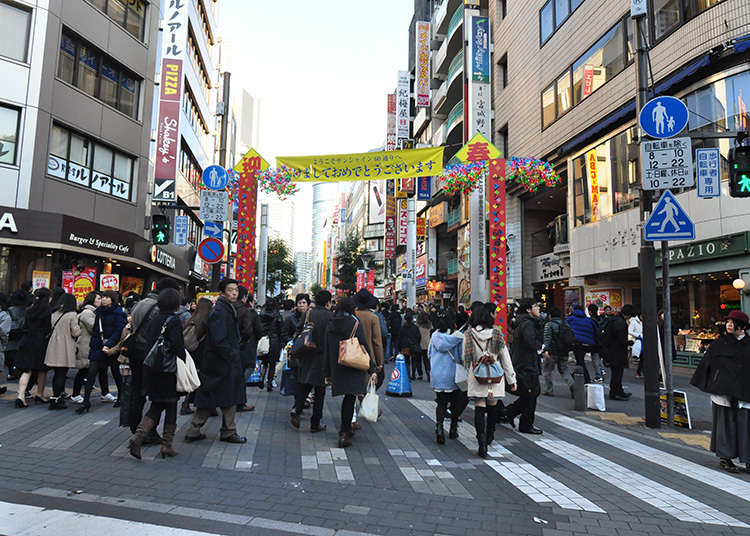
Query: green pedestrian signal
151,214,170,245
729,146,750,198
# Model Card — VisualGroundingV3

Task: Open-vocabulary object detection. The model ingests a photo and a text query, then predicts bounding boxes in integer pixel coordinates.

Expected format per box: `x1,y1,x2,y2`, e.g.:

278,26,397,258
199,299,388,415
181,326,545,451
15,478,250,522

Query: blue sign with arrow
639,96,689,139
203,221,223,239
644,190,695,241
201,165,229,190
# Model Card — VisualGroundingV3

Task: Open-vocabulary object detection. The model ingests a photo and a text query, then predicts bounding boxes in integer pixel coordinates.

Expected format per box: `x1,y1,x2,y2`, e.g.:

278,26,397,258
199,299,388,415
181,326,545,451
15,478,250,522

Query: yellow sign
277,146,444,182
197,291,220,304
234,148,269,173
454,132,501,163
660,389,692,429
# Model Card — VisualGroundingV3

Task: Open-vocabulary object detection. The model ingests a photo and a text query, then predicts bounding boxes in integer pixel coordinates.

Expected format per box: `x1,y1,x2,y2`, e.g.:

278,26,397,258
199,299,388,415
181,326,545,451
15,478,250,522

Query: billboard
396,71,410,140
415,21,430,107
368,180,386,224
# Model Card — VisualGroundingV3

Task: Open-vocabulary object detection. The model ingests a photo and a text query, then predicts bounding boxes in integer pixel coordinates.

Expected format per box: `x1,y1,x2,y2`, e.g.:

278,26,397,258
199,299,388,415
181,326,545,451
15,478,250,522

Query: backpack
553,320,576,354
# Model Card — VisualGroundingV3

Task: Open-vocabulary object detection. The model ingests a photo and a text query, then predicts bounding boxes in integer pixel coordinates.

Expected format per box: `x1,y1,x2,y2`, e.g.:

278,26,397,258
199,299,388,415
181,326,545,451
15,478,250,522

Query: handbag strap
349,317,360,339
470,330,490,355
49,313,65,334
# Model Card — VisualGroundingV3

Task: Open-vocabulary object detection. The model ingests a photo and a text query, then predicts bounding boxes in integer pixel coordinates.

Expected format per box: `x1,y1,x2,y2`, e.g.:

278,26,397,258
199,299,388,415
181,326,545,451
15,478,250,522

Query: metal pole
257,204,268,306
661,240,674,426
406,195,417,308
211,71,231,288
636,13,661,428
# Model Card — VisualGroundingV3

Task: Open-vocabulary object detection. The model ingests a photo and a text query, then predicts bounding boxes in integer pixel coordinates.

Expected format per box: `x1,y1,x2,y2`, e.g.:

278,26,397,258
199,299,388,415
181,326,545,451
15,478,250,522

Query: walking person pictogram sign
644,190,695,241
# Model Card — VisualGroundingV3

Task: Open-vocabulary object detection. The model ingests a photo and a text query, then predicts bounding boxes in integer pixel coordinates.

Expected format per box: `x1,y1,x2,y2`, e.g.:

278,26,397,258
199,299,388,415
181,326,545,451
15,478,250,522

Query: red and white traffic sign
198,237,224,264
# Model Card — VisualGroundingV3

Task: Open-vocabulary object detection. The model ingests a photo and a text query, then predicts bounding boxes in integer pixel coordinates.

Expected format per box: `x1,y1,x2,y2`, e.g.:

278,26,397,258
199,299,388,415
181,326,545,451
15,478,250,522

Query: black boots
448,418,459,439
48,396,67,410
486,405,498,446
475,407,488,459
436,423,445,444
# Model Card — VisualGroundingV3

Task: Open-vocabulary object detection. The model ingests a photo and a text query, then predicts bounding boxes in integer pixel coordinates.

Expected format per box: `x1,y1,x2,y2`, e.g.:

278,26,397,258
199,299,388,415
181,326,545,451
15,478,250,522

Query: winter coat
237,304,263,370
296,305,331,386
259,308,283,362
417,313,432,350
76,305,96,369
5,304,25,352
280,310,297,344
143,312,186,403
601,313,629,368
628,316,643,341
398,322,421,355
428,330,464,391
566,310,599,346
511,314,542,376
354,308,384,368
690,334,746,397
389,311,402,338
44,311,81,368
543,317,565,356
375,311,388,348
0,310,10,367
89,305,127,362
463,326,517,398
16,311,51,372
129,294,159,360
177,306,192,327
733,337,750,402
324,313,375,397
194,297,244,408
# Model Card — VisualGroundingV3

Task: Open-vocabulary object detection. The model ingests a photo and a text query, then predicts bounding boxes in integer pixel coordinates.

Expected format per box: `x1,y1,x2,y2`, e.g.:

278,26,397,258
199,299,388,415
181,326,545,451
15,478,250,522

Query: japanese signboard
368,180,386,224
696,147,720,198
396,71,410,140
416,217,426,239
32,270,50,290
173,214,188,246
417,177,431,200
200,190,229,222
586,150,600,222
488,158,508,336
429,202,446,227
276,146,444,182
99,273,120,292
386,93,397,151
470,17,490,83
415,21,430,107
153,0,188,203
400,178,415,195
640,137,694,190
398,199,408,246
366,269,375,293
384,180,396,259
356,270,365,292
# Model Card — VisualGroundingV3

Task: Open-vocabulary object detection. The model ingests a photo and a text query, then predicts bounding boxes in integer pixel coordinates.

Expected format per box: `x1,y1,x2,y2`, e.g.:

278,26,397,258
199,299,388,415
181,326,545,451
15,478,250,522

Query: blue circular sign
639,96,689,139
198,237,224,264
201,165,229,190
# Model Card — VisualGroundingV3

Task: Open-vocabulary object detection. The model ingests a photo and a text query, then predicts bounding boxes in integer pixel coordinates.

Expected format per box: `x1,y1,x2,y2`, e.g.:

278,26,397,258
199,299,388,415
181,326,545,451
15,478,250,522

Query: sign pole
406,195,417,308
211,71,231,290
257,204,269,306
635,8,661,428
661,239,674,426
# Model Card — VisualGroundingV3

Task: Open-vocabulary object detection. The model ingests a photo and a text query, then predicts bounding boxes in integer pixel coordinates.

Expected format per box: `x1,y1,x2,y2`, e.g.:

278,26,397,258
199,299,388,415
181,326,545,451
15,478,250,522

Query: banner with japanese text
386,93,397,150
396,71,410,140
488,158,508,337
415,21,430,107
586,150,600,222
356,270,365,292
276,146,444,182
384,180,396,258
234,148,268,295
366,270,375,293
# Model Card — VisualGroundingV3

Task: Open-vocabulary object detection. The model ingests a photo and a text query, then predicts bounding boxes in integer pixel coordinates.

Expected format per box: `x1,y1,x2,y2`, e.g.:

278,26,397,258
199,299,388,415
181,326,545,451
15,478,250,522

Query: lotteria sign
150,245,176,269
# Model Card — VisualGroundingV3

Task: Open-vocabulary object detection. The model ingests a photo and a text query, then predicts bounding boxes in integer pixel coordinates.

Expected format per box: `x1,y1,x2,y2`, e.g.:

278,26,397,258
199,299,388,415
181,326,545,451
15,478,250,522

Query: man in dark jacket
259,298,283,391
541,306,574,397
236,286,263,412
566,305,598,383
290,290,332,432
504,298,543,434
603,305,633,400
185,279,247,444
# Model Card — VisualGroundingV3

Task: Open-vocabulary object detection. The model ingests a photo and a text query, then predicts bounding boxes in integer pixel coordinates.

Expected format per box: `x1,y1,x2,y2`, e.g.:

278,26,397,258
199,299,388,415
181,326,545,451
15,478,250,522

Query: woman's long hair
81,291,100,310
27,287,52,321
469,301,493,329
57,293,77,314
187,297,213,337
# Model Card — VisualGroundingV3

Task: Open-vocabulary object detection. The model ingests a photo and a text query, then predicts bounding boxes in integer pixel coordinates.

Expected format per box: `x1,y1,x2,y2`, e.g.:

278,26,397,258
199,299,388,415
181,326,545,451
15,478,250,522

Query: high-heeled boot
436,423,446,444
160,423,178,458
486,404,498,446
128,416,155,460
448,418,459,439
435,398,447,445
474,407,488,459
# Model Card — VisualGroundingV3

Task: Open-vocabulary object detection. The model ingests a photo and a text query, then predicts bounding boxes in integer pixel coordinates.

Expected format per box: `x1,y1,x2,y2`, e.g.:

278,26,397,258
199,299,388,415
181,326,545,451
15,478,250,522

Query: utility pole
211,71,231,288
662,242,674,425
635,8,661,428
257,203,269,306
406,195,417,308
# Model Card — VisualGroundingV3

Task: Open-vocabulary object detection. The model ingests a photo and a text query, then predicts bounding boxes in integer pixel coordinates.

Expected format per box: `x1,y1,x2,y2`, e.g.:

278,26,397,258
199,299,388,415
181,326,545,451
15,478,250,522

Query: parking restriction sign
640,136,694,190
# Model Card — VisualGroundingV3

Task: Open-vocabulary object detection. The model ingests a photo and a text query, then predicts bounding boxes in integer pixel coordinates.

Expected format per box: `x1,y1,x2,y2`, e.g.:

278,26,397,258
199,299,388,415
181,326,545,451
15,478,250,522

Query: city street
0,365,748,536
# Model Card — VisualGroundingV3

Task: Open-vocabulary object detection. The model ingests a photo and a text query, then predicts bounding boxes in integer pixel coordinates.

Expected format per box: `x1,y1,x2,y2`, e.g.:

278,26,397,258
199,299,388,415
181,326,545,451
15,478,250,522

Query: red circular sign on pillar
198,237,225,265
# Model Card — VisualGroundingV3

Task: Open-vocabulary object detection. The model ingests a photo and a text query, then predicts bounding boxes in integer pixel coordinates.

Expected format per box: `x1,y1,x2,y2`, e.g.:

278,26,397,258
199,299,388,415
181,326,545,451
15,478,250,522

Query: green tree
263,238,296,297
334,232,363,293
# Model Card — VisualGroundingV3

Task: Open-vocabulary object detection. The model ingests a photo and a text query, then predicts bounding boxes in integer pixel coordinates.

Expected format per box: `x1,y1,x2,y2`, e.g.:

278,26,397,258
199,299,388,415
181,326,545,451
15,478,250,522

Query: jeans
294,383,326,426
591,353,605,380
541,354,573,395
572,345,593,383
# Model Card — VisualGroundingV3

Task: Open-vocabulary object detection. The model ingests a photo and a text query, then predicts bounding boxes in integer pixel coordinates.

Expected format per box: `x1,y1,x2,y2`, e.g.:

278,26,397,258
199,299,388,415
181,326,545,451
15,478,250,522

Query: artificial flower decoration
440,162,488,196
257,166,300,200
507,157,561,192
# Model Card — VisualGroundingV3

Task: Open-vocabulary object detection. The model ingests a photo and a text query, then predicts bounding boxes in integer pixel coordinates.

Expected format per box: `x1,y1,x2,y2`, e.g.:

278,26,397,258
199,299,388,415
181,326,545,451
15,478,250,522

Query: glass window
555,0,569,26
626,17,635,64
572,22,626,105
572,156,589,226
49,125,68,159
570,0,584,9
540,1,554,43
92,144,113,193
107,0,126,27
119,73,138,118
125,0,147,40
681,0,723,21
67,133,91,186
556,71,571,116
100,61,119,109
76,44,100,97
0,104,20,165
542,84,555,128
58,34,76,84
610,128,639,213
0,1,31,62
89,0,107,11
653,0,680,40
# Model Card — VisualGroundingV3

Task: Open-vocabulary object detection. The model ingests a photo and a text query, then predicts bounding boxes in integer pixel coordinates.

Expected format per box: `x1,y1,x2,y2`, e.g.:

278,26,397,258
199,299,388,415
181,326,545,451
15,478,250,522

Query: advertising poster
368,180,386,224
416,255,427,287
400,178,415,195
99,273,120,292
415,21,431,107
366,270,375,293
398,199,408,246
586,150,600,222
64,267,97,303
585,288,623,310
32,270,50,290
660,389,692,428
120,276,144,297
416,217,426,239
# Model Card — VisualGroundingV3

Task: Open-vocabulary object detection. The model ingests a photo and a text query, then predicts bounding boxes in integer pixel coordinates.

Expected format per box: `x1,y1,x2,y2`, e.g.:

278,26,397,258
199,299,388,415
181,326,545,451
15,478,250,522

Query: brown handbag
338,318,371,371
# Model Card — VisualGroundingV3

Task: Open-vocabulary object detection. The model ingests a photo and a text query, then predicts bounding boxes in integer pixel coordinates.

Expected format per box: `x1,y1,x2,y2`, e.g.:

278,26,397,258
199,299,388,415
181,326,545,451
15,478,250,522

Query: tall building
293,251,312,288
261,193,296,251
311,182,338,285
0,0,183,296
491,0,750,360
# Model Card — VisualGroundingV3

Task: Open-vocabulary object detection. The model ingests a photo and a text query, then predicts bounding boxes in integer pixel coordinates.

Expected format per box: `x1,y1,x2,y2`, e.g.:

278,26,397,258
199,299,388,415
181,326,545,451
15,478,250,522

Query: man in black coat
504,298,543,434
236,286,263,412
184,279,247,444
290,290,332,432
603,305,633,401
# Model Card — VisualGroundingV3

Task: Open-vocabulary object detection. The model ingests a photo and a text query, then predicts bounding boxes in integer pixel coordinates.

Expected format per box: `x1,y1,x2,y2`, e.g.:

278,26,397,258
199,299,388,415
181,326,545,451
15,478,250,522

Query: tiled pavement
0,370,749,536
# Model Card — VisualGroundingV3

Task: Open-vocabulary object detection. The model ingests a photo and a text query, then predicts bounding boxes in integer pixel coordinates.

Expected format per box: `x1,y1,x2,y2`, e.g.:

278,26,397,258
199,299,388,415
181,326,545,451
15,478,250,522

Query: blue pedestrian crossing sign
644,190,695,241
639,96,689,139
203,220,223,239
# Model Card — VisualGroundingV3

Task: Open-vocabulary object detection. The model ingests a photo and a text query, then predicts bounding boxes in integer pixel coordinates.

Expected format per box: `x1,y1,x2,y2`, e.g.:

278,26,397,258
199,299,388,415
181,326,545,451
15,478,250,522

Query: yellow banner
277,146,444,182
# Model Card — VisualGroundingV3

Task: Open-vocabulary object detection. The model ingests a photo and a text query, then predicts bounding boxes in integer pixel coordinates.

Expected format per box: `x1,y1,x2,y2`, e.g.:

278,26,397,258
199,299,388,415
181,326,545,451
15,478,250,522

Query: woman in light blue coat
428,316,465,445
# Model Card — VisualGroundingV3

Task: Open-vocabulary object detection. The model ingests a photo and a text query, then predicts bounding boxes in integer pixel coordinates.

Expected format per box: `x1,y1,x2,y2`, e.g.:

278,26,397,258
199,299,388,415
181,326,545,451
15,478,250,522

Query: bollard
573,365,586,411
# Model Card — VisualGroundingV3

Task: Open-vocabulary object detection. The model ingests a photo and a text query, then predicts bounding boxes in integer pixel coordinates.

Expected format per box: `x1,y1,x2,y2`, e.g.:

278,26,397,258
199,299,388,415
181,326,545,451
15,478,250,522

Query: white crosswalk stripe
409,399,603,510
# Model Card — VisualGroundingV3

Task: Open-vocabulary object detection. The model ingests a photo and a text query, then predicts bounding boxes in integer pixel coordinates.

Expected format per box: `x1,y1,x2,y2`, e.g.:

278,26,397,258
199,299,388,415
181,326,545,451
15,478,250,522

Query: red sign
154,58,183,184
235,153,263,294
384,181,396,258
416,217,426,239
366,269,375,293
356,270,365,292
398,199,408,246
99,274,120,291
583,65,595,97
399,178,415,194
198,237,225,264
488,158,508,337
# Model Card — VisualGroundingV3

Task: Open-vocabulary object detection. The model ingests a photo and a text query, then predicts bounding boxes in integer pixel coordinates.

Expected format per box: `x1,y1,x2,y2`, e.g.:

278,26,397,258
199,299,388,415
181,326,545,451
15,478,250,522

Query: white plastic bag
275,347,288,378
631,338,642,358
176,349,201,393
360,379,379,423
586,383,606,412
257,335,270,356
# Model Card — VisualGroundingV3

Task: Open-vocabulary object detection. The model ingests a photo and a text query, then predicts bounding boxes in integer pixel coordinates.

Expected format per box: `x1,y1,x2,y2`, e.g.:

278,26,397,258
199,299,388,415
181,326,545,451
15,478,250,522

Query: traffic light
151,214,170,245
729,145,750,198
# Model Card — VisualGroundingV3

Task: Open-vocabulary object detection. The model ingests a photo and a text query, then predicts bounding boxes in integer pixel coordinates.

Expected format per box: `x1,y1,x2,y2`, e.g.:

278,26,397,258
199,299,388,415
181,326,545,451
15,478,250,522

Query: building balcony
433,38,449,80
446,4,463,38
442,99,463,141
413,106,430,138
433,0,450,36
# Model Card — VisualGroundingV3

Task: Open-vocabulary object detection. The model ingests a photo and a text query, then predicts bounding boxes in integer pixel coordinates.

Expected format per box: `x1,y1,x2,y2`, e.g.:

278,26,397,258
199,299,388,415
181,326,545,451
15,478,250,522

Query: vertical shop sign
586,150,600,222
396,71,410,140
488,158,508,337
415,21,431,107
386,93,397,151
384,180,396,258
583,65,595,97
366,269,375,293
234,148,268,295
153,0,188,203
399,177,415,195
398,198,408,246
417,177,431,200
416,217,426,239
356,270,365,292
